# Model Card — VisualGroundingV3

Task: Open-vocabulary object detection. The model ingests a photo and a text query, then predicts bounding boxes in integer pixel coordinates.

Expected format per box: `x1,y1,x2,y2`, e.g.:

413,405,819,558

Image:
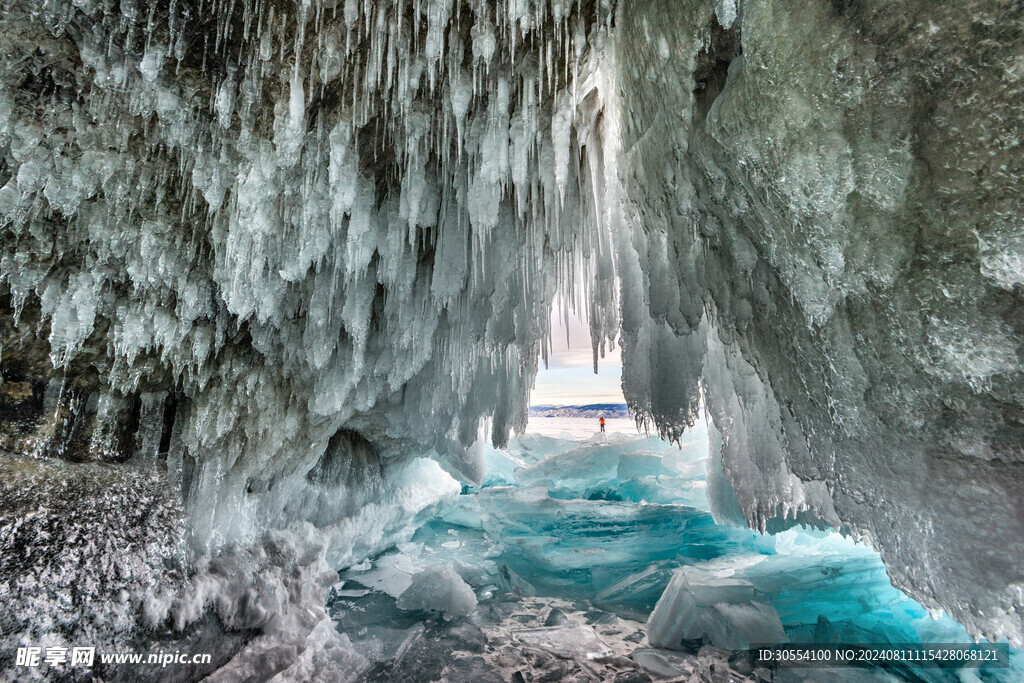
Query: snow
0,454,185,667
524,416,639,440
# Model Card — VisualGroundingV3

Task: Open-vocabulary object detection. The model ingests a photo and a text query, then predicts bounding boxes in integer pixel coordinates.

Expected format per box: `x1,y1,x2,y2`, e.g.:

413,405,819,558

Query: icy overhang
613,0,1024,645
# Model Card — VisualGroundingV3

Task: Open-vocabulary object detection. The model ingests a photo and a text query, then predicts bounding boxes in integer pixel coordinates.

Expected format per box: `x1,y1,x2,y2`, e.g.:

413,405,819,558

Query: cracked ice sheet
372,429,1021,677
329,588,759,682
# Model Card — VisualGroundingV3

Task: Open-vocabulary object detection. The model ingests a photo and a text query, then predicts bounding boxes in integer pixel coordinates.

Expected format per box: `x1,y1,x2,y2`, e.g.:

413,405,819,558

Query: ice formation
396,565,478,620
1,0,623,661
646,568,786,651
610,0,1024,645
1,0,1023,665
329,429,1021,680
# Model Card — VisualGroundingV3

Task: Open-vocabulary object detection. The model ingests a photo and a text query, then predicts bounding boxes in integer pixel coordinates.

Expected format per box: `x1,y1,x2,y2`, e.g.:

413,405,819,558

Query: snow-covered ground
524,415,642,440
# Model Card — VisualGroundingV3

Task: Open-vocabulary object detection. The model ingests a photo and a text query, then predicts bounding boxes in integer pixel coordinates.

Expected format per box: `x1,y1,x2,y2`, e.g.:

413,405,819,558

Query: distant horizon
530,402,627,408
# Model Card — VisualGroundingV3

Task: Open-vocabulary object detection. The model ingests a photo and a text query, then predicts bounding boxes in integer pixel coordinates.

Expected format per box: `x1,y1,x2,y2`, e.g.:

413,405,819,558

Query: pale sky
531,303,626,406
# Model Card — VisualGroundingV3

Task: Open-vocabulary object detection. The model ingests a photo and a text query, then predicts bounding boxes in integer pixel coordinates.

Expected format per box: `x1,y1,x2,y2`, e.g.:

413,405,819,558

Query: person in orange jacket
599,416,605,433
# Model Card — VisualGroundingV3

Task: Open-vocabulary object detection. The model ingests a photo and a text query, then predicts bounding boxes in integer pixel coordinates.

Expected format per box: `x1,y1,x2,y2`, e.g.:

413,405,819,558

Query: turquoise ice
331,427,1022,681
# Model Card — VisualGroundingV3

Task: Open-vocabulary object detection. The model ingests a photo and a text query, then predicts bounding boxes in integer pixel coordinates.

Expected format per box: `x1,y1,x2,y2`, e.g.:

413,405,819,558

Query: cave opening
0,0,1022,680
321,297,1005,681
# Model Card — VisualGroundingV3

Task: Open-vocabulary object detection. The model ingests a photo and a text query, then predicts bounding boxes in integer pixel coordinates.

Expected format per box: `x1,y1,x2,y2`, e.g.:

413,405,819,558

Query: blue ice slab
473,487,763,569
503,432,712,508
341,428,1023,681
505,433,585,464
431,486,765,604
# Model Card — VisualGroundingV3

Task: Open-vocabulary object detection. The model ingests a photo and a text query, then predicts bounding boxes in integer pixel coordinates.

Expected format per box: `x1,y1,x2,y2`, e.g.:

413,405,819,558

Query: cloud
543,346,599,370
532,365,625,405
533,302,624,405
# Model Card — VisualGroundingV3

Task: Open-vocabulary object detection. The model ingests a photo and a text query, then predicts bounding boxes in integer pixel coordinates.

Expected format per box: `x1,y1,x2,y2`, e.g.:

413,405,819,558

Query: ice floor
328,423,1021,682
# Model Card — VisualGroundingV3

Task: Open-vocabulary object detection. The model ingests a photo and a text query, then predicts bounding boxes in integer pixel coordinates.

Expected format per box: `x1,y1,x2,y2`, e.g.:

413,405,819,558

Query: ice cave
1,0,1023,680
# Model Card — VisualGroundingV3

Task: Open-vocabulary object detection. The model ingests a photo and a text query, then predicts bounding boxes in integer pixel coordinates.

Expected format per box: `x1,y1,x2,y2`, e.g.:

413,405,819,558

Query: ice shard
646,568,786,651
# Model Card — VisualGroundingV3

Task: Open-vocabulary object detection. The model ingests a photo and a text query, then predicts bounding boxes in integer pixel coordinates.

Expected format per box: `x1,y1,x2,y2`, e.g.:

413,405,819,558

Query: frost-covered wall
1,0,1023,653
613,0,1024,644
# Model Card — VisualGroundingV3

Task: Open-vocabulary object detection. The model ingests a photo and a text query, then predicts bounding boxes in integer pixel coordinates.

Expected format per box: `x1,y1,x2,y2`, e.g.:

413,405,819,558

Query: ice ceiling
1,0,1022,646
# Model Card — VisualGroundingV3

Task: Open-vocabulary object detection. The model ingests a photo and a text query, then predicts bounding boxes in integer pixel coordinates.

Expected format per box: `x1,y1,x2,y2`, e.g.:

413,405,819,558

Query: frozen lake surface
328,428,1021,681
524,416,643,440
